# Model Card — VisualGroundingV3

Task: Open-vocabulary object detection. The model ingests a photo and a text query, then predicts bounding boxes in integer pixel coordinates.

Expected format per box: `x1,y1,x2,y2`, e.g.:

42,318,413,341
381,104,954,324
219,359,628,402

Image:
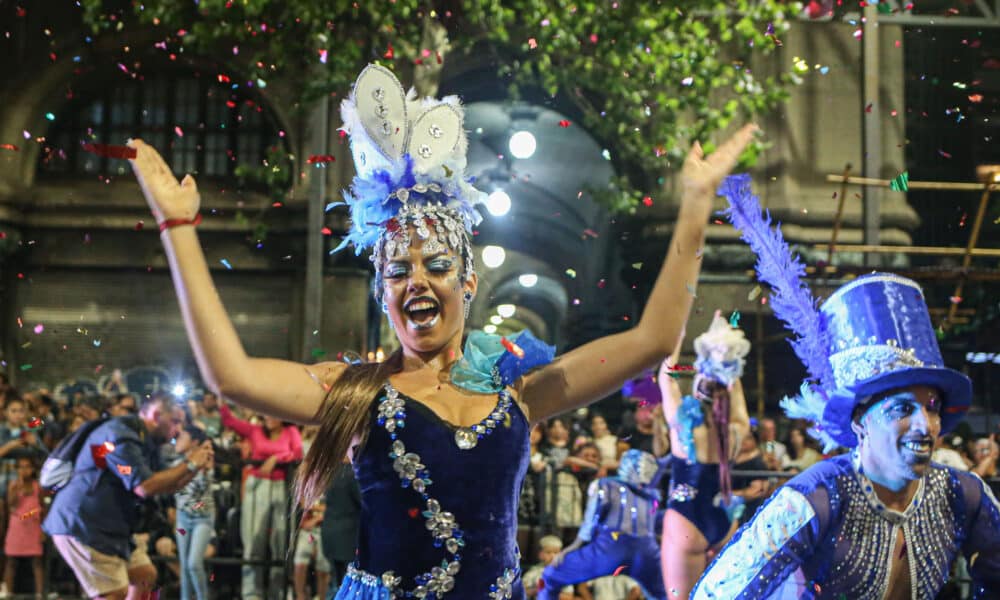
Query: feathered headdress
720,174,971,451
331,63,487,294
693,312,751,386
720,174,839,449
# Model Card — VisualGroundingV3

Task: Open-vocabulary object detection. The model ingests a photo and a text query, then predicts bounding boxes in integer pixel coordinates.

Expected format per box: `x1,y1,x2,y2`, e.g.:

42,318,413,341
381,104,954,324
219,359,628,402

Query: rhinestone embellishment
453,390,513,450
418,144,433,158
372,87,386,102
429,124,443,138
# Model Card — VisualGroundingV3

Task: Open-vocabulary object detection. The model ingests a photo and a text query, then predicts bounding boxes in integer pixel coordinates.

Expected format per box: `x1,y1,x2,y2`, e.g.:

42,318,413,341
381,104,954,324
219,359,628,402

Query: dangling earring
463,292,473,320
382,302,394,330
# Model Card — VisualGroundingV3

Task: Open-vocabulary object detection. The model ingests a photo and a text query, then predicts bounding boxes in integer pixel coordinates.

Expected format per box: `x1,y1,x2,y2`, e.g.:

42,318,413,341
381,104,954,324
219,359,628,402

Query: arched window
38,69,285,181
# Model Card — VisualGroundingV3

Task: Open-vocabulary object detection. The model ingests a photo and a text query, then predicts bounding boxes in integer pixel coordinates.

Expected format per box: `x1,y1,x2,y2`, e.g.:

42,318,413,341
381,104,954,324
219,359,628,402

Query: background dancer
658,312,751,598
127,61,758,598
694,176,1000,599
539,449,666,600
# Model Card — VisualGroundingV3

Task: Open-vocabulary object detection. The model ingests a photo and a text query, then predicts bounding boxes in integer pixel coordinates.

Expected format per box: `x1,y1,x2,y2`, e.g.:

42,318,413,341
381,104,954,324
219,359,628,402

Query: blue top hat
817,273,972,448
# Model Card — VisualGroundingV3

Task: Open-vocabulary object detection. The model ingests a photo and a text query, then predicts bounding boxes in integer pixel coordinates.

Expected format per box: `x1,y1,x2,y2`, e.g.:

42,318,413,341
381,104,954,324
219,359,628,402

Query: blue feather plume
330,154,483,256
719,174,835,390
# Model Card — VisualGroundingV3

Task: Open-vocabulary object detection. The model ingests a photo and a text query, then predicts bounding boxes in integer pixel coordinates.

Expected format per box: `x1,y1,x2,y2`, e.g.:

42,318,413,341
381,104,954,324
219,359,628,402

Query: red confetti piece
0,144,18,151
938,149,952,159
384,44,394,59
217,74,231,83
558,120,571,128
949,296,962,304
177,528,187,536
865,102,873,113
307,154,336,164
407,507,419,518
135,221,144,231
959,213,968,227
174,126,184,137
612,565,628,576
81,143,136,160
968,94,984,103
582,228,599,238
642,196,653,207
321,227,333,235
501,337,525,359
90,444,110,468
28,417,43,429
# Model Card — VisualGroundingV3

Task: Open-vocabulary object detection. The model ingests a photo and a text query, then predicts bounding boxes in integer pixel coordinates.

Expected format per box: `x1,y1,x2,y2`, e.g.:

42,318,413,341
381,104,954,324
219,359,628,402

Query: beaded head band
332,63,486,300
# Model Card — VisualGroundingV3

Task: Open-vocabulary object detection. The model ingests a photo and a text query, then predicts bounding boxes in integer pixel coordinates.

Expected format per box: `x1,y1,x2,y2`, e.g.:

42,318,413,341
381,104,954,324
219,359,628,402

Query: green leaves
80,0,797,213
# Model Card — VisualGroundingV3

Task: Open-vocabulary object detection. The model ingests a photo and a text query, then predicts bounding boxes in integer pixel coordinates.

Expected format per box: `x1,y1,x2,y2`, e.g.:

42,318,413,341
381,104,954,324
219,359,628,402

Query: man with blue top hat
693,176,1000,599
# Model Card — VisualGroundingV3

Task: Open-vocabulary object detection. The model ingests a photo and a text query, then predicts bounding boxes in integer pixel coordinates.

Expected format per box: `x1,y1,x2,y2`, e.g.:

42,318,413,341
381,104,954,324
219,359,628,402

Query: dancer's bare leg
661,509,709,599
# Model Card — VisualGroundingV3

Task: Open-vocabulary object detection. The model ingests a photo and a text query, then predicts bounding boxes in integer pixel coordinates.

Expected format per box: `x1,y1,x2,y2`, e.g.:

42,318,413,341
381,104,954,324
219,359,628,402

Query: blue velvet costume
666,395,738,547
692,454,1000,599
540,452,667,600
335,331,554,600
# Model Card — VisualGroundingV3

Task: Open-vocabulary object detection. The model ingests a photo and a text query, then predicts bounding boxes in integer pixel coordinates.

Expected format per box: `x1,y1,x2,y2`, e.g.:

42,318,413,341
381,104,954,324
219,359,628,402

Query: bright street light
497,304,516,318
508,130,536,159
486,190,511,217
518,274,538,288
482,245,506,269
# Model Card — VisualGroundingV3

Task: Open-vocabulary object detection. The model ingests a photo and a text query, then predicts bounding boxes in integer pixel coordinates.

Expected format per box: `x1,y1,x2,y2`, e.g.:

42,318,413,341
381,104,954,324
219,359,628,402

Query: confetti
642,196,653,207
33,324,43,334
81,143,136,160
685,283,697,297
0,144,18,151
501,337,525,359
174,126,184,137
565,269,577,278
729,311,741,327
28,417,43,429
19,364,31,371
949,296,962,304
889,171,909,191
938,149,952,159
558,119,571,128
528,38,537,49
748,285,761,301
307,154,336,164
177,528,187,536
631,262,643,269
383,44,394,59
407,507,419,518
220,259,233,269
582,228,599,238
93,339,101,347
612,565,628,576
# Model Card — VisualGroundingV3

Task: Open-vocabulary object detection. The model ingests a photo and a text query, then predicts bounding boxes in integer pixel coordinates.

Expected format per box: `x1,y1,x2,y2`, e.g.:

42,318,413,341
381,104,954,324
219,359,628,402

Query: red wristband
158,213,202,233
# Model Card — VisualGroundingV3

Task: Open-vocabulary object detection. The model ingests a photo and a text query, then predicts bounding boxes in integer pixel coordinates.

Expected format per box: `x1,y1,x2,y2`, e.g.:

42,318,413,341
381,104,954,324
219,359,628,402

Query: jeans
176,510,214,600
241,476,288,600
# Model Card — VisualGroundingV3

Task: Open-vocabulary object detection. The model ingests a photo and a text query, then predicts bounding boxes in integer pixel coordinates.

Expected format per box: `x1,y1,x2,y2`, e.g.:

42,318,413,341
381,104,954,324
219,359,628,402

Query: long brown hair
295,349,404,507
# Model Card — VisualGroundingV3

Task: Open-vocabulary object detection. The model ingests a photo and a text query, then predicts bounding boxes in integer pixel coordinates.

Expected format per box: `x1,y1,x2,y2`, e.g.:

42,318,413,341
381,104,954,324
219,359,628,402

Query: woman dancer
659,312,751,598
127,62,757,598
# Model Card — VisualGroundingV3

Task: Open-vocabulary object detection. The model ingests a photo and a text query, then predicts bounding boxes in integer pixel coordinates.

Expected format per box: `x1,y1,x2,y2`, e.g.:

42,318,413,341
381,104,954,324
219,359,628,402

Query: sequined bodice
802,457,960,599
352,384,529,598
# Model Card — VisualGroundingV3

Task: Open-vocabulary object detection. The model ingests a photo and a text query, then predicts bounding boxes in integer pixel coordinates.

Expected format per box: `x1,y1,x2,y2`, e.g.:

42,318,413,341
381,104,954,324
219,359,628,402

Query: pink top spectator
220,404,303,481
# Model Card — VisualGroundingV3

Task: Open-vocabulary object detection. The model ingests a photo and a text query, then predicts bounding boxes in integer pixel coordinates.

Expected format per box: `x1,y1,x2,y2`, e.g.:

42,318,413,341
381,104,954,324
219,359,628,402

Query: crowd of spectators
0,370,996,599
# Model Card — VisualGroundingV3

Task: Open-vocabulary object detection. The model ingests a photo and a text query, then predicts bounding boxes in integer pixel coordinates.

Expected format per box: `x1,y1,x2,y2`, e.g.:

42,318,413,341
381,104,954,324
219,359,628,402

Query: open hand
679,124,760,216
127,139,200,224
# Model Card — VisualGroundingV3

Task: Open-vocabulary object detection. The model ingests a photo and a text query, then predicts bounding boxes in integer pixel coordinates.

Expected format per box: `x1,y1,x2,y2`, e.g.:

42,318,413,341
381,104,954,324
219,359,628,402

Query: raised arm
522,124,759,422
727,379,751,459
128,140,345,424
219,403,255,439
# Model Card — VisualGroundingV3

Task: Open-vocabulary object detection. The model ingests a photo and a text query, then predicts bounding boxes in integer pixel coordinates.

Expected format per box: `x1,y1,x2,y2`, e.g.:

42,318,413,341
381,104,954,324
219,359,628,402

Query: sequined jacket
578,478,660,542
693,454,1000,599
